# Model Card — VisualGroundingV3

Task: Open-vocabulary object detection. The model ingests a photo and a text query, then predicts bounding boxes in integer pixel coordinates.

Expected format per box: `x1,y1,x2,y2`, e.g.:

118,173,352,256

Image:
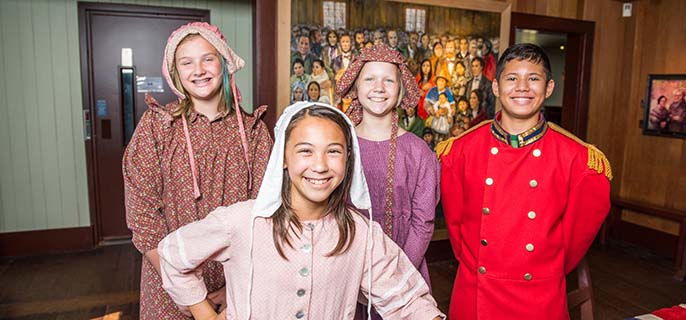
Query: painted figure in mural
465,57,496,118
336,45,440,320
649,95,670,130
322,30,339,70
157,102,445,320
291,35,317,75
290,58,311,88
123,22,273,320
668,87,686,132
438,43,611,320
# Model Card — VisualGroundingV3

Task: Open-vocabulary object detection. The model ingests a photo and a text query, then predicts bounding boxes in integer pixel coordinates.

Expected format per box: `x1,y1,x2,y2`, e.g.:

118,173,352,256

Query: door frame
78,2,210,245
509,13,595,139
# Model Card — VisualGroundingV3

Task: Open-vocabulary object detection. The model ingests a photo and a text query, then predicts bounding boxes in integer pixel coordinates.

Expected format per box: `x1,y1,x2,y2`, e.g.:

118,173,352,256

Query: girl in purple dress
337,45,440,320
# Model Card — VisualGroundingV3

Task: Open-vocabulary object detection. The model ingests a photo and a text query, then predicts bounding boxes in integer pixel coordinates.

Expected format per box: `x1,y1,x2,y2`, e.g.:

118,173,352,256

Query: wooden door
78,3,209,243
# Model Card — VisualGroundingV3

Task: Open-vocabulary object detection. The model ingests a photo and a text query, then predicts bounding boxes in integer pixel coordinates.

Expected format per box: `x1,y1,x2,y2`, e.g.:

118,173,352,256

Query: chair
567,257,594,320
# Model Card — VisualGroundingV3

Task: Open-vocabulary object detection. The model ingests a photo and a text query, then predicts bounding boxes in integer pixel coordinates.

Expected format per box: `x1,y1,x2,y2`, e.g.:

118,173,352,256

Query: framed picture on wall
643,74,686,139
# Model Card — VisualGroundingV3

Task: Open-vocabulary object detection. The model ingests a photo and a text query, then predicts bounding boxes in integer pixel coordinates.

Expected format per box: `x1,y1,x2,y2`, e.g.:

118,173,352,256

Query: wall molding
0,227,94,257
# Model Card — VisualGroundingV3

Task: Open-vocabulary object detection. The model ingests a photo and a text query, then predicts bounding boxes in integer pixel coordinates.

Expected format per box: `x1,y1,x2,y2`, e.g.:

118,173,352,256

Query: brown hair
169,34,231,118
272,105,357,259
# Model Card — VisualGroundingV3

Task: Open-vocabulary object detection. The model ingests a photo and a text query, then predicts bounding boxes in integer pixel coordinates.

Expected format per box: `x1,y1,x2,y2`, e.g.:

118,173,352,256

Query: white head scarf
251,101,371,217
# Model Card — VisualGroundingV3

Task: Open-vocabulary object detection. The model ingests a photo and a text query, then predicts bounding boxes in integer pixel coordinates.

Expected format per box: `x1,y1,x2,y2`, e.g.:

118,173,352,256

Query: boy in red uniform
437,43,612,320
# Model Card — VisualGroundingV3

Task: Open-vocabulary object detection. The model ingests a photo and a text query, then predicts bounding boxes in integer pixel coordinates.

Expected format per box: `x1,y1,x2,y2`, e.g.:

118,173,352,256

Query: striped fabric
625,304,686,320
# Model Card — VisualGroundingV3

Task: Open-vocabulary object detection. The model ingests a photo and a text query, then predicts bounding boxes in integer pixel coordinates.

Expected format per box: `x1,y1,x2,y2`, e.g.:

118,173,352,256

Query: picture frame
642,74,686,139
276,0,511,115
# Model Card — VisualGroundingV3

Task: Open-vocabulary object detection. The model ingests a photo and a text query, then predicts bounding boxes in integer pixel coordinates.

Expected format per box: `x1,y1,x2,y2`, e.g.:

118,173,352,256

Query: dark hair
292,58,304,69
469,89,483,108
273,105,356,259
419,58,433,81
433,41,443,51
658,95,667,104
423,127,433,136
456,96,469,108
495,43,552,82
472,56,485,69
326,30,338,45
438,92,448,98
306,81,321,101
312,59,325,70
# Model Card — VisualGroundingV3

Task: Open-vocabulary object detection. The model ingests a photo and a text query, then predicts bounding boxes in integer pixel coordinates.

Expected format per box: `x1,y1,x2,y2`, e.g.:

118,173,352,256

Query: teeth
306,178,328,185
193,79,210,84
370,98,386,102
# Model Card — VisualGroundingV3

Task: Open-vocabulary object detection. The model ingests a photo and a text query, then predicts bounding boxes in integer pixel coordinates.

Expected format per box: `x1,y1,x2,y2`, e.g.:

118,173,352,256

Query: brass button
485,178,494,186
525,243,534,252
482,207,490,215
533,149,542,157
490,147,499,155
297,289,306,297
478,266,486,274
524,273,533,281
299,267,309,277
481,239,488,246
527,211,536,219
529,180,538,188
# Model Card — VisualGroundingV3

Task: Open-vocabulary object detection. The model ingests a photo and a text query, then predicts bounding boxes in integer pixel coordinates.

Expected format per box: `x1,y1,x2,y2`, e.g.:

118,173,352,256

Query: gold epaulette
548,123,613,180
435,120,493,160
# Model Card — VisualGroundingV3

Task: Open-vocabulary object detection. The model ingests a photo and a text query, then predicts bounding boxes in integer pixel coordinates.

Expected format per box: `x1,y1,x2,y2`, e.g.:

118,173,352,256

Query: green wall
0,0,253,233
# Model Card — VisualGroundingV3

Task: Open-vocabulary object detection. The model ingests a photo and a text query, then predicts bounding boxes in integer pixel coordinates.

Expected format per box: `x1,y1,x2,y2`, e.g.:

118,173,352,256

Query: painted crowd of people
123,22,612,320
289,25,500,150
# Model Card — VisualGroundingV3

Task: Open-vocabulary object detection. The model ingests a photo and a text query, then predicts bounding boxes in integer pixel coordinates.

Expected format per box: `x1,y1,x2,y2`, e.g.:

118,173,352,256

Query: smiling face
298,36,310,55
284,115,348,213
174,35,223,104
356,61,401,118
492,58,555,122
307,83,320,100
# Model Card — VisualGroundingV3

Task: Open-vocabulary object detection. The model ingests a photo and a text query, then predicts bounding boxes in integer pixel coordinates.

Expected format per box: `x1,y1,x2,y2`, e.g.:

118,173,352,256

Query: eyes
504,75,543,82
296,147,345,156
178,55,218,67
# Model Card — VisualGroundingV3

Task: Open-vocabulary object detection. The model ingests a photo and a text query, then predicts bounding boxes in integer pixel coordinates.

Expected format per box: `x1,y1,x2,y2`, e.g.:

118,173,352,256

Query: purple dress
358,132,440,285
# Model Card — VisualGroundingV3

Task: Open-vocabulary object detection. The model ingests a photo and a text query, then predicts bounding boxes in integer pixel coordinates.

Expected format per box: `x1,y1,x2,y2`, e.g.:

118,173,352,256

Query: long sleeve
360,222,445,319
158,208,234,306
403,150,440,268
123,111,167,253
439,145,463,259
563,152,611,273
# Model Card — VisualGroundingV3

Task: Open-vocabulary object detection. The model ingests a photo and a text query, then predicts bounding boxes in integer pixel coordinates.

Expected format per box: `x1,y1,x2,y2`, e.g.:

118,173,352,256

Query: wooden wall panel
0,0,253,233
511,0,581,19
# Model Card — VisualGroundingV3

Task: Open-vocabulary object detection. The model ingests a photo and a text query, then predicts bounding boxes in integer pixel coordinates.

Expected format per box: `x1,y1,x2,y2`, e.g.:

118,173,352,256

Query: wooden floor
0,242,684,319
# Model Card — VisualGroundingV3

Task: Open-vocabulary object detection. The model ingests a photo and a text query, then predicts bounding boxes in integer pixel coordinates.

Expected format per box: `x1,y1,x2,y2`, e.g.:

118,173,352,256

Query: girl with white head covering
158,102,445,320
123,22,272,319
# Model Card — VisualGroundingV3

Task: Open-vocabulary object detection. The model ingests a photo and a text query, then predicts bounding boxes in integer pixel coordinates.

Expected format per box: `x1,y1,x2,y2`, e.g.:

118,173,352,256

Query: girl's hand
208,286,227,312
215,309,227,320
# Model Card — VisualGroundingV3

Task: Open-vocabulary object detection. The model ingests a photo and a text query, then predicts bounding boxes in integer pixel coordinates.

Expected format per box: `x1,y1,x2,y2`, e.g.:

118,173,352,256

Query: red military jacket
437,118,611,320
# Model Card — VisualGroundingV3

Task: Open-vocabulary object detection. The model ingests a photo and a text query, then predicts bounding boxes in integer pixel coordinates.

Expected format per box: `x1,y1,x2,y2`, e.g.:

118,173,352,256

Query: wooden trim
253,0,278,130
0,227,94,257
388,0,509,13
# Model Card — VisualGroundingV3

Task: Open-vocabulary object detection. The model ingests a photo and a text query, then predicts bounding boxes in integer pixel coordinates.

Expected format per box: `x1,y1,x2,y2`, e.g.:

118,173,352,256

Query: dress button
296,310,305,318
297,289,306,297
529,180,538,188
299,267,309,277
524,273,533,281
482,207,490,215
478,266,487,274
307,222,315,230
533,149,542,157
485,178,494,186
481,239,488,246
526,243,535,252
528,211,536,219
490,147,499,155
300,243,312,253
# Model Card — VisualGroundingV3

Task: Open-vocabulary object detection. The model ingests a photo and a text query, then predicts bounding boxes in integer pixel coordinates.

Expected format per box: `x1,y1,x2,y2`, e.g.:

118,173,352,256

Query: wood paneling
0,0,253,234
0,226,94,257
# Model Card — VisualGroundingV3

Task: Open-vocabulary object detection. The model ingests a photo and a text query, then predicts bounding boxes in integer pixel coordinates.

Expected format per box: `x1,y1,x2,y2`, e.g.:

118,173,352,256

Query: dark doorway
510,13,595,139
78,3,209,244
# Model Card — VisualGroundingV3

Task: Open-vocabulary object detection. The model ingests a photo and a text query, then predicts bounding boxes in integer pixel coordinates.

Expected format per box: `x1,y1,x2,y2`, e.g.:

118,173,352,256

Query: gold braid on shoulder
435,120,493,160
548,123,613,180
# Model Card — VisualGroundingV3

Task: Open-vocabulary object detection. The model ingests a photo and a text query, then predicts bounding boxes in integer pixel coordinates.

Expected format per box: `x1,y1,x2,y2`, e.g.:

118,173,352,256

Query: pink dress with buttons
158,200,445,319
